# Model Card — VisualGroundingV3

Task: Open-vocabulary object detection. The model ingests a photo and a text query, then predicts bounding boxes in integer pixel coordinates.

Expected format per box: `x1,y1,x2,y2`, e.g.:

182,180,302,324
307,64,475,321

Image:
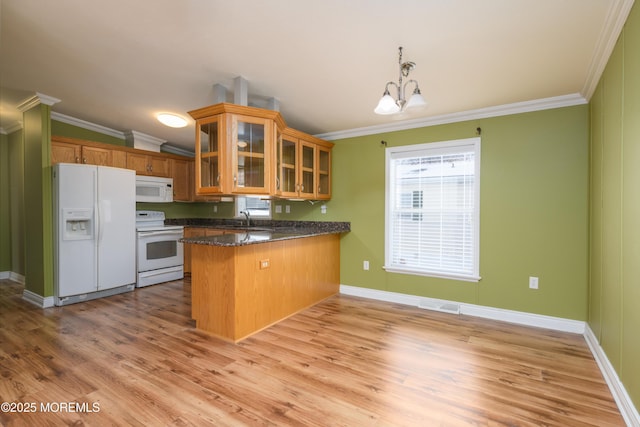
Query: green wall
589,1,640,410
0,133,11,272
8,130,25,276
52,120,126,146
306,106,590,321
23,105,54,297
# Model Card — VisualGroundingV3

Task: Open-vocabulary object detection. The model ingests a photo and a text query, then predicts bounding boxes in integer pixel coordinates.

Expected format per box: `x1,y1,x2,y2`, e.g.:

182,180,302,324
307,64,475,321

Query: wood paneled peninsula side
174,220,350,343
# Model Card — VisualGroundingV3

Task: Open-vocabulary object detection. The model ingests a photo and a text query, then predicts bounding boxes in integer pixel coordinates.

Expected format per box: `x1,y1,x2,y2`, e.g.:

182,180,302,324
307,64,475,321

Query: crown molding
0,121,24,135
124,130,166,152
581,0,636,100
51,111,125,139
16,92,61,112
315,93,587,141
161,143,195,157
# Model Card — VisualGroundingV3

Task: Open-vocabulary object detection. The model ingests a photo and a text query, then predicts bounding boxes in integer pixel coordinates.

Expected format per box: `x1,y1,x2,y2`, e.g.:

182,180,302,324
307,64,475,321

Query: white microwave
135,176,173,203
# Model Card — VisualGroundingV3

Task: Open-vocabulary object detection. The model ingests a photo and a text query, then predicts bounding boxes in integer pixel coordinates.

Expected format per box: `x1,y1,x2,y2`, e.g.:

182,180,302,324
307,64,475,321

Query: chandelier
374,47,427,115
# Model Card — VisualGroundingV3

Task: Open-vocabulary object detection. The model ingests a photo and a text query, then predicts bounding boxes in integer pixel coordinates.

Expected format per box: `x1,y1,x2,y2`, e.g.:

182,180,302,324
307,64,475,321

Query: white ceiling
0,0,634,151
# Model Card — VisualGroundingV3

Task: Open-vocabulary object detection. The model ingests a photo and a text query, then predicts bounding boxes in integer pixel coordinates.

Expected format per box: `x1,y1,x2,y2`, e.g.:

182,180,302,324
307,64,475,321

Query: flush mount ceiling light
374,47,427,115
157,113,188,128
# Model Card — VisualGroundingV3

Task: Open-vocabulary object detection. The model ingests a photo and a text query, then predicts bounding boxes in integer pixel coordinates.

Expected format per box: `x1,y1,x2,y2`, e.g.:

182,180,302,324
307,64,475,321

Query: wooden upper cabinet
189,103,332,200
127,152,171,177
51,139,127,168
229,114,272,195
51,136,188,183
82,145,111,166
194,115,225,195
171,158,192,201
52,141,81,164
316,144,331,200
275,130,332,200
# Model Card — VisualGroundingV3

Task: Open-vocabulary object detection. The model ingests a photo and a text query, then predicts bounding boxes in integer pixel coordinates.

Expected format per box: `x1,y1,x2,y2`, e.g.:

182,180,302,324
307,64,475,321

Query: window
385,137,480,282
235,196,271,219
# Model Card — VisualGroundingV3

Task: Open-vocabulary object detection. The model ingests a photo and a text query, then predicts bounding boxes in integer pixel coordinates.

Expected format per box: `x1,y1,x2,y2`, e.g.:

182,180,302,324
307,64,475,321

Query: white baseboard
22,289,55,308
339,285,585,334
10,272,25,284
584,325,640,427
0,271,26,284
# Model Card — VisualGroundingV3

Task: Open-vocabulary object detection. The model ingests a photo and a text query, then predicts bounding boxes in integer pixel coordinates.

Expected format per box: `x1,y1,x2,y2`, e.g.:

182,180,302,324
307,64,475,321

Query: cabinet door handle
82,158,87,164
300,184,304,192
276,177,280,190
75,157,80,163
216,174,220,185
233,174,237,186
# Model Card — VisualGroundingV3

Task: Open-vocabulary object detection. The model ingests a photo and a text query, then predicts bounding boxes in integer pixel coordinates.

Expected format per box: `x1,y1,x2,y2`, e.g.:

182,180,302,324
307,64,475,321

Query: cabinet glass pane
200,121,219,153
282,139,296,165
237,156,264,188
318,149,330,195
302,145,314,169
281,138,297,193
301,170,314,194
282,167,296,193
236,121,265,188
319,150,329,172
200,157,219,187
318,173,329,195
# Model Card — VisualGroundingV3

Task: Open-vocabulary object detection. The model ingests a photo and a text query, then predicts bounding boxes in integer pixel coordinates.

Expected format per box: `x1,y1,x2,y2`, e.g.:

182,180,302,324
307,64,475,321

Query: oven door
137,229,184,272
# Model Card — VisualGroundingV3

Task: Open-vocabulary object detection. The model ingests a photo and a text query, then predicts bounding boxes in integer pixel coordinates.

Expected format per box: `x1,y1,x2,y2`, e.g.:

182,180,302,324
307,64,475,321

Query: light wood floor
0,278,624,426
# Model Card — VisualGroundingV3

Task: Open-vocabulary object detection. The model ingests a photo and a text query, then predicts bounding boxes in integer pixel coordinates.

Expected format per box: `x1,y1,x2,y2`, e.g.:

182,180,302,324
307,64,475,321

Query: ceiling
0,0,633,151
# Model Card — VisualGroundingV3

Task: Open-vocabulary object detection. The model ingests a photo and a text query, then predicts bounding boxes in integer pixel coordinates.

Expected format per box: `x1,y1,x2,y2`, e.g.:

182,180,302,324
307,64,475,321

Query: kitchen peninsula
176,220,350,342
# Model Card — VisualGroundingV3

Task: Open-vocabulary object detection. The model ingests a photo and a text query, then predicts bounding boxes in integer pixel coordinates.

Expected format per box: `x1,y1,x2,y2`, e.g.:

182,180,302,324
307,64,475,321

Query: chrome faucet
240,210,251,227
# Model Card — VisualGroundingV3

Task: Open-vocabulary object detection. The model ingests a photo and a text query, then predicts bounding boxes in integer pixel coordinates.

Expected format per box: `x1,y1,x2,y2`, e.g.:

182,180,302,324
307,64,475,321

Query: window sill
382,266,481,283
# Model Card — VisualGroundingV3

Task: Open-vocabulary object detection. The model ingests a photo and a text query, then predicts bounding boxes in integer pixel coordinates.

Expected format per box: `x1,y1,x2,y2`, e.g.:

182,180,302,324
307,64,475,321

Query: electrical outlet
285,205,290,214
529,276,539,289
213,205,218,213
363,260,370,270
259,259,270,269
321,205,327,214
275,205,282,214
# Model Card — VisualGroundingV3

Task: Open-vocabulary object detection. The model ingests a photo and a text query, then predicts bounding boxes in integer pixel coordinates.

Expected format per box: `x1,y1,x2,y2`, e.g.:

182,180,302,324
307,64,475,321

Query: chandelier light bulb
374,47,427,116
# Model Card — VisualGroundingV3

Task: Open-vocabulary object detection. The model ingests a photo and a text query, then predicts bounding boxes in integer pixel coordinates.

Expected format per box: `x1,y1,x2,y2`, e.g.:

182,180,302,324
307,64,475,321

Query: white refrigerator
53,163,136,305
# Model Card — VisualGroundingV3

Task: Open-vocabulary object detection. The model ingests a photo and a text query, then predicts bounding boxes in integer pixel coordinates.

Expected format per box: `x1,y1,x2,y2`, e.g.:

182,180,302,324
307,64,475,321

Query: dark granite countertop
168,219,350,247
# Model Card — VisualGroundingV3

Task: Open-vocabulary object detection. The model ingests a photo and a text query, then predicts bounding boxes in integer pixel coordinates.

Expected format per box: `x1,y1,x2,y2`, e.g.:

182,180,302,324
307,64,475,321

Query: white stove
135,210,184,287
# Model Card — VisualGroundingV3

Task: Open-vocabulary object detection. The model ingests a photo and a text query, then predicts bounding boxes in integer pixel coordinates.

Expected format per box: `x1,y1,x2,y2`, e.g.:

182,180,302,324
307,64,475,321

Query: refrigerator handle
96,201,103,246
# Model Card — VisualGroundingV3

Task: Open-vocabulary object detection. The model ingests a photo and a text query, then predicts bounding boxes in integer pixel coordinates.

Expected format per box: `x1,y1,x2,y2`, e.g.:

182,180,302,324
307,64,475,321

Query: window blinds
386,139,480,281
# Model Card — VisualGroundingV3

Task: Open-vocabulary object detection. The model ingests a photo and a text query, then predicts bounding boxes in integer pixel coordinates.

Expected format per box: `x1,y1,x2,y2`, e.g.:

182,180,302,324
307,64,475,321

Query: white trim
124,130,166,152
339,285,585,334
22,289,55,308
10,272,25,284
0,121,23,134
161,143,195,157
581,0,636,100
0,272,25,284
584,324,640,427
315,94,587,141
382,266,481,283
51,111,125,139
17,92,61,112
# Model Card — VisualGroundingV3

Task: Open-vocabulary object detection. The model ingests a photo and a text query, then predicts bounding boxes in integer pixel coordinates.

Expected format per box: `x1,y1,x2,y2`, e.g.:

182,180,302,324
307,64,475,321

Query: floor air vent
417,299,461,315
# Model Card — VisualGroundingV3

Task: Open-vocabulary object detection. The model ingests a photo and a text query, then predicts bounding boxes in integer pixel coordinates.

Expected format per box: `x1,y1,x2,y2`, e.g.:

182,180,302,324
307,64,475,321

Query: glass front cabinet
190,103,332,200
195,115,224,194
